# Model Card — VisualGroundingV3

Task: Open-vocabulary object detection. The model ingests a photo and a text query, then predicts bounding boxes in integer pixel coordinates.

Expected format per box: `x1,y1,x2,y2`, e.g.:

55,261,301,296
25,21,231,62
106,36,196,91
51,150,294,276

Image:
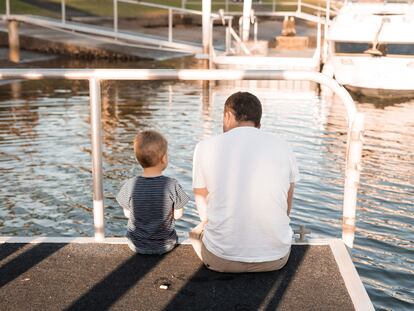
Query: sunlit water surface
0,59,413,310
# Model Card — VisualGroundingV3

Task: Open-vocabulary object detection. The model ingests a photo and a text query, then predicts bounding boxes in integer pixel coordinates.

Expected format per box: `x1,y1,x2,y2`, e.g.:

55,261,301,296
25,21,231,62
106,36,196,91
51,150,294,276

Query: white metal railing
182,0,339,17
0,69,364,248
3,0,216,53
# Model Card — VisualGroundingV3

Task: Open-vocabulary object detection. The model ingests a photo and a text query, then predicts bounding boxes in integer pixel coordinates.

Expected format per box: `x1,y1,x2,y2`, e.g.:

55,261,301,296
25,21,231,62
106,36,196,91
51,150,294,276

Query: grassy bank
1,0,330,18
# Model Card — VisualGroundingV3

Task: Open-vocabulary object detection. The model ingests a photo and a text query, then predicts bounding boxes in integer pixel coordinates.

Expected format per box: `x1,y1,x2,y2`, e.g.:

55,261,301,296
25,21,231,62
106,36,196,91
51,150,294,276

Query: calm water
0,58,413,310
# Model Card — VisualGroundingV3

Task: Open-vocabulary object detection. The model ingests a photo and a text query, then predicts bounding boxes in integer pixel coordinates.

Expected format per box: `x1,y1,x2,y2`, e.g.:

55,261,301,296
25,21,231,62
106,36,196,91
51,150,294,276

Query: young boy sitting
116,130,189,255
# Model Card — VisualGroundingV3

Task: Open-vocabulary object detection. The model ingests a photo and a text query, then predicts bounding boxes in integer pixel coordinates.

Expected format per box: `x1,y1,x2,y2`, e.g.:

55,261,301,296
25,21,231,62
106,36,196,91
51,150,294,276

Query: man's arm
193,187,208,222
287,182,295,216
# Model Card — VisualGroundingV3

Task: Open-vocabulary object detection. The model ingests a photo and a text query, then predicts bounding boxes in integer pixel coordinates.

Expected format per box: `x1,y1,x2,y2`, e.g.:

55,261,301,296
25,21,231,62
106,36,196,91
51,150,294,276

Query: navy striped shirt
116,175,189,253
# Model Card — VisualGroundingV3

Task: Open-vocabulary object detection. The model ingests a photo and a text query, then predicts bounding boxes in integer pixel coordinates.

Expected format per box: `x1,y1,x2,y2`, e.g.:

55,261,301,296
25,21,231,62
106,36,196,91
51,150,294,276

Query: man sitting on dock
190,91,300,273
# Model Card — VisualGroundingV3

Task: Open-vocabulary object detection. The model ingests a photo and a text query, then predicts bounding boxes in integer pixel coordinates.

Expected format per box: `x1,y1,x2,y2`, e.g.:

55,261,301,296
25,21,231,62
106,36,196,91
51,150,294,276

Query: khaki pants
189,222,290,273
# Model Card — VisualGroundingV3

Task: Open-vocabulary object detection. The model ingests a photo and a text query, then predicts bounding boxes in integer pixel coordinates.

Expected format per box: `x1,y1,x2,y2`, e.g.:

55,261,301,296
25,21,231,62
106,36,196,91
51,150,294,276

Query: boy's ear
162,153,168,164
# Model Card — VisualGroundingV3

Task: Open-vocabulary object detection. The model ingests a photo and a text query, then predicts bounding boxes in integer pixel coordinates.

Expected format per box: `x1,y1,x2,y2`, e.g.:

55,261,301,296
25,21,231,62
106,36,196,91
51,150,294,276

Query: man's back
193,127,300,262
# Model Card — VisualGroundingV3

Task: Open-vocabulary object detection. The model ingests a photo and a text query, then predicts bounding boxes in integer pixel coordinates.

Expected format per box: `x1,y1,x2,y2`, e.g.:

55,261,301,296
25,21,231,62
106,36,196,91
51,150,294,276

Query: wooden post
8,20,20,63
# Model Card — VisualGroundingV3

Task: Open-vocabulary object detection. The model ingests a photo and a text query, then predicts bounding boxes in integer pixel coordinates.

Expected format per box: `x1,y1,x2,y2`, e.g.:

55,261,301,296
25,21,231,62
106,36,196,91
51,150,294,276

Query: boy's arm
173,181,190,220
116,179,133,219
193,187,208,222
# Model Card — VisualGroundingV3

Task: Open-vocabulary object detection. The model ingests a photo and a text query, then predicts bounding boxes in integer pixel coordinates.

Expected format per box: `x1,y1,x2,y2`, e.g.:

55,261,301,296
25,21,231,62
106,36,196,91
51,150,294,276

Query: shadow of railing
65,251,169,311
0,243,66,288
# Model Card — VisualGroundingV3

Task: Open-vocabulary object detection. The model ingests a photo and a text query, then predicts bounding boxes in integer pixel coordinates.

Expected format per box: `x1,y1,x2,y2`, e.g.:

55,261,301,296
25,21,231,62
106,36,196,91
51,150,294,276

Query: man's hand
193,187,209,222
287,183,295,216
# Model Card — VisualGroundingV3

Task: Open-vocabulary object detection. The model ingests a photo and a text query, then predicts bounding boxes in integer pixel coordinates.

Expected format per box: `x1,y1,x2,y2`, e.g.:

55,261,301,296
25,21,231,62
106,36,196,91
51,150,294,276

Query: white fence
0,69,364,247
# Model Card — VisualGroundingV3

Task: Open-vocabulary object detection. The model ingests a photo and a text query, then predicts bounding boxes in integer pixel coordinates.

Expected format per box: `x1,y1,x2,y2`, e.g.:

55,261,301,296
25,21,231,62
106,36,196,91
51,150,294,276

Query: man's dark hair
134,130,167,168
224,92,262,127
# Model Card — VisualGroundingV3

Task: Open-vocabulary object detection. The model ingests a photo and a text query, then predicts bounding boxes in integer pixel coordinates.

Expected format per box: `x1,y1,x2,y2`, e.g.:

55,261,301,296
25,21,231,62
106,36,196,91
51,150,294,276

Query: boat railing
0,69,364,248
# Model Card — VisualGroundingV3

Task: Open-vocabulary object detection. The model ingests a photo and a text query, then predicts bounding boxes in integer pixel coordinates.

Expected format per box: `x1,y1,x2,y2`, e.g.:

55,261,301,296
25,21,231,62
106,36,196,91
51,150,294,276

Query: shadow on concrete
0,243,65,288
65,251,168,311
0,243,24,262
163,246,309,310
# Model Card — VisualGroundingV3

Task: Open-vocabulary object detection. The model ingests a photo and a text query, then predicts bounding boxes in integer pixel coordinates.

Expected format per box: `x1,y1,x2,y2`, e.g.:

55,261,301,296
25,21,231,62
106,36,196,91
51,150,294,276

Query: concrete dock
0,242,360,310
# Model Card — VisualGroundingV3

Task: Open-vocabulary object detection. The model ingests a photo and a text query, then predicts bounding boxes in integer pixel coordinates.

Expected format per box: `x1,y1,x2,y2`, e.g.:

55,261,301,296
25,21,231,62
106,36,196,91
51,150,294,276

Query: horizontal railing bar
118,0,219,17
0,68,356,122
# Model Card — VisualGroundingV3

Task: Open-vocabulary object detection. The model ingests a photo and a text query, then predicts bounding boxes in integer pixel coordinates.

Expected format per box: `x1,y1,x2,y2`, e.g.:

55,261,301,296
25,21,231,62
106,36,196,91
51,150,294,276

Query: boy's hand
123,208,131,219
174,208,184,220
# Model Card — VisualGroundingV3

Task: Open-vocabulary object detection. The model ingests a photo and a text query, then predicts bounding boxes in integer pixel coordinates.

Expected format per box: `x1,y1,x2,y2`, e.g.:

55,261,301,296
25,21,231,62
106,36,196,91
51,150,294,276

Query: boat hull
330,56,414,98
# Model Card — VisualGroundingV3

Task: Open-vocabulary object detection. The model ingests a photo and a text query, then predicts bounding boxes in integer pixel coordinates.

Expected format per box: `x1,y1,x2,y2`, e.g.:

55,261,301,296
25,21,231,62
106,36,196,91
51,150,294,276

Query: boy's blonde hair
134,130,167,168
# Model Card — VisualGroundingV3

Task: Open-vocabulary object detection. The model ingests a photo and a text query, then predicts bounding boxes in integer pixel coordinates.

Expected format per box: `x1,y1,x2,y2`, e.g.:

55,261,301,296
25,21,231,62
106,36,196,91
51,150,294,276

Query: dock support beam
342,112,364,248
202,0,211,54
242,0,252,41
8,20,20,63
89,78,105,241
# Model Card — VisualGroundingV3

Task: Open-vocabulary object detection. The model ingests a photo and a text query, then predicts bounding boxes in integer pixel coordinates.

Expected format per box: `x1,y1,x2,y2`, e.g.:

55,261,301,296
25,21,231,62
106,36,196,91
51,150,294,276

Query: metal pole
114,0,118,38
226,21,231,54
61,0,66,24
342,112,364,248
168,8,173,42
89,78,105,241
272,0,275,12
317,14,321,61
323,0,331,63
202,0,211,54
6,0,10,16
225,0,229,12
254,19,258,43
242,0,252,41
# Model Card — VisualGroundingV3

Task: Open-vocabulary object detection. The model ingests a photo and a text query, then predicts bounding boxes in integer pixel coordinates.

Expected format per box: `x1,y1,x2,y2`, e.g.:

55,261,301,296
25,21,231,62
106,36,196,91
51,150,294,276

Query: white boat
323,1,414,98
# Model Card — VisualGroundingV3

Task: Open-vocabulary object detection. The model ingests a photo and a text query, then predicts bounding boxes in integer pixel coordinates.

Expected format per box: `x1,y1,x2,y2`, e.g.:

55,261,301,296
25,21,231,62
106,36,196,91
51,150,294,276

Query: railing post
225,0,229,12
113,0,118,38
225,19,231,54
297,0,302,13
323,0,331,63
61,0,66,24
202,0,211,54
6,0,10,16
168,8,173,42
242,0,252,41
317,13,321,60
89,77,105,241
272,0,276,12
342,112,364,248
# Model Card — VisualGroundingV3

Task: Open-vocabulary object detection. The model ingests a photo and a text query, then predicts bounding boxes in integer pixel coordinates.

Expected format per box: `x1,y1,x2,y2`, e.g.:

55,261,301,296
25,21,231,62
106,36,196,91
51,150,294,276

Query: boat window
334,42,371,54
386,44,414,56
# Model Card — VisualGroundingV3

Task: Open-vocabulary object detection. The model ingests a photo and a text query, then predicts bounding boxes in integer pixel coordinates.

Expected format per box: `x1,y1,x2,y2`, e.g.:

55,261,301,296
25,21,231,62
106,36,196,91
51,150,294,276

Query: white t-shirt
192,126,300,262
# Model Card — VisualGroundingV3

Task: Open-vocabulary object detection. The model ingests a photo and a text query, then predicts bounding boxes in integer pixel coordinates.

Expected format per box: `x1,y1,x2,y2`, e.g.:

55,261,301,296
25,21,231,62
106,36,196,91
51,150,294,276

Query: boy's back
117,175,188,254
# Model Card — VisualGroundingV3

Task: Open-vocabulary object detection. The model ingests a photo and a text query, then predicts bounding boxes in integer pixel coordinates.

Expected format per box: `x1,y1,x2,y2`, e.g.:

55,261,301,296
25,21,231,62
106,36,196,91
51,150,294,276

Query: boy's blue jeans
127,238,177,255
